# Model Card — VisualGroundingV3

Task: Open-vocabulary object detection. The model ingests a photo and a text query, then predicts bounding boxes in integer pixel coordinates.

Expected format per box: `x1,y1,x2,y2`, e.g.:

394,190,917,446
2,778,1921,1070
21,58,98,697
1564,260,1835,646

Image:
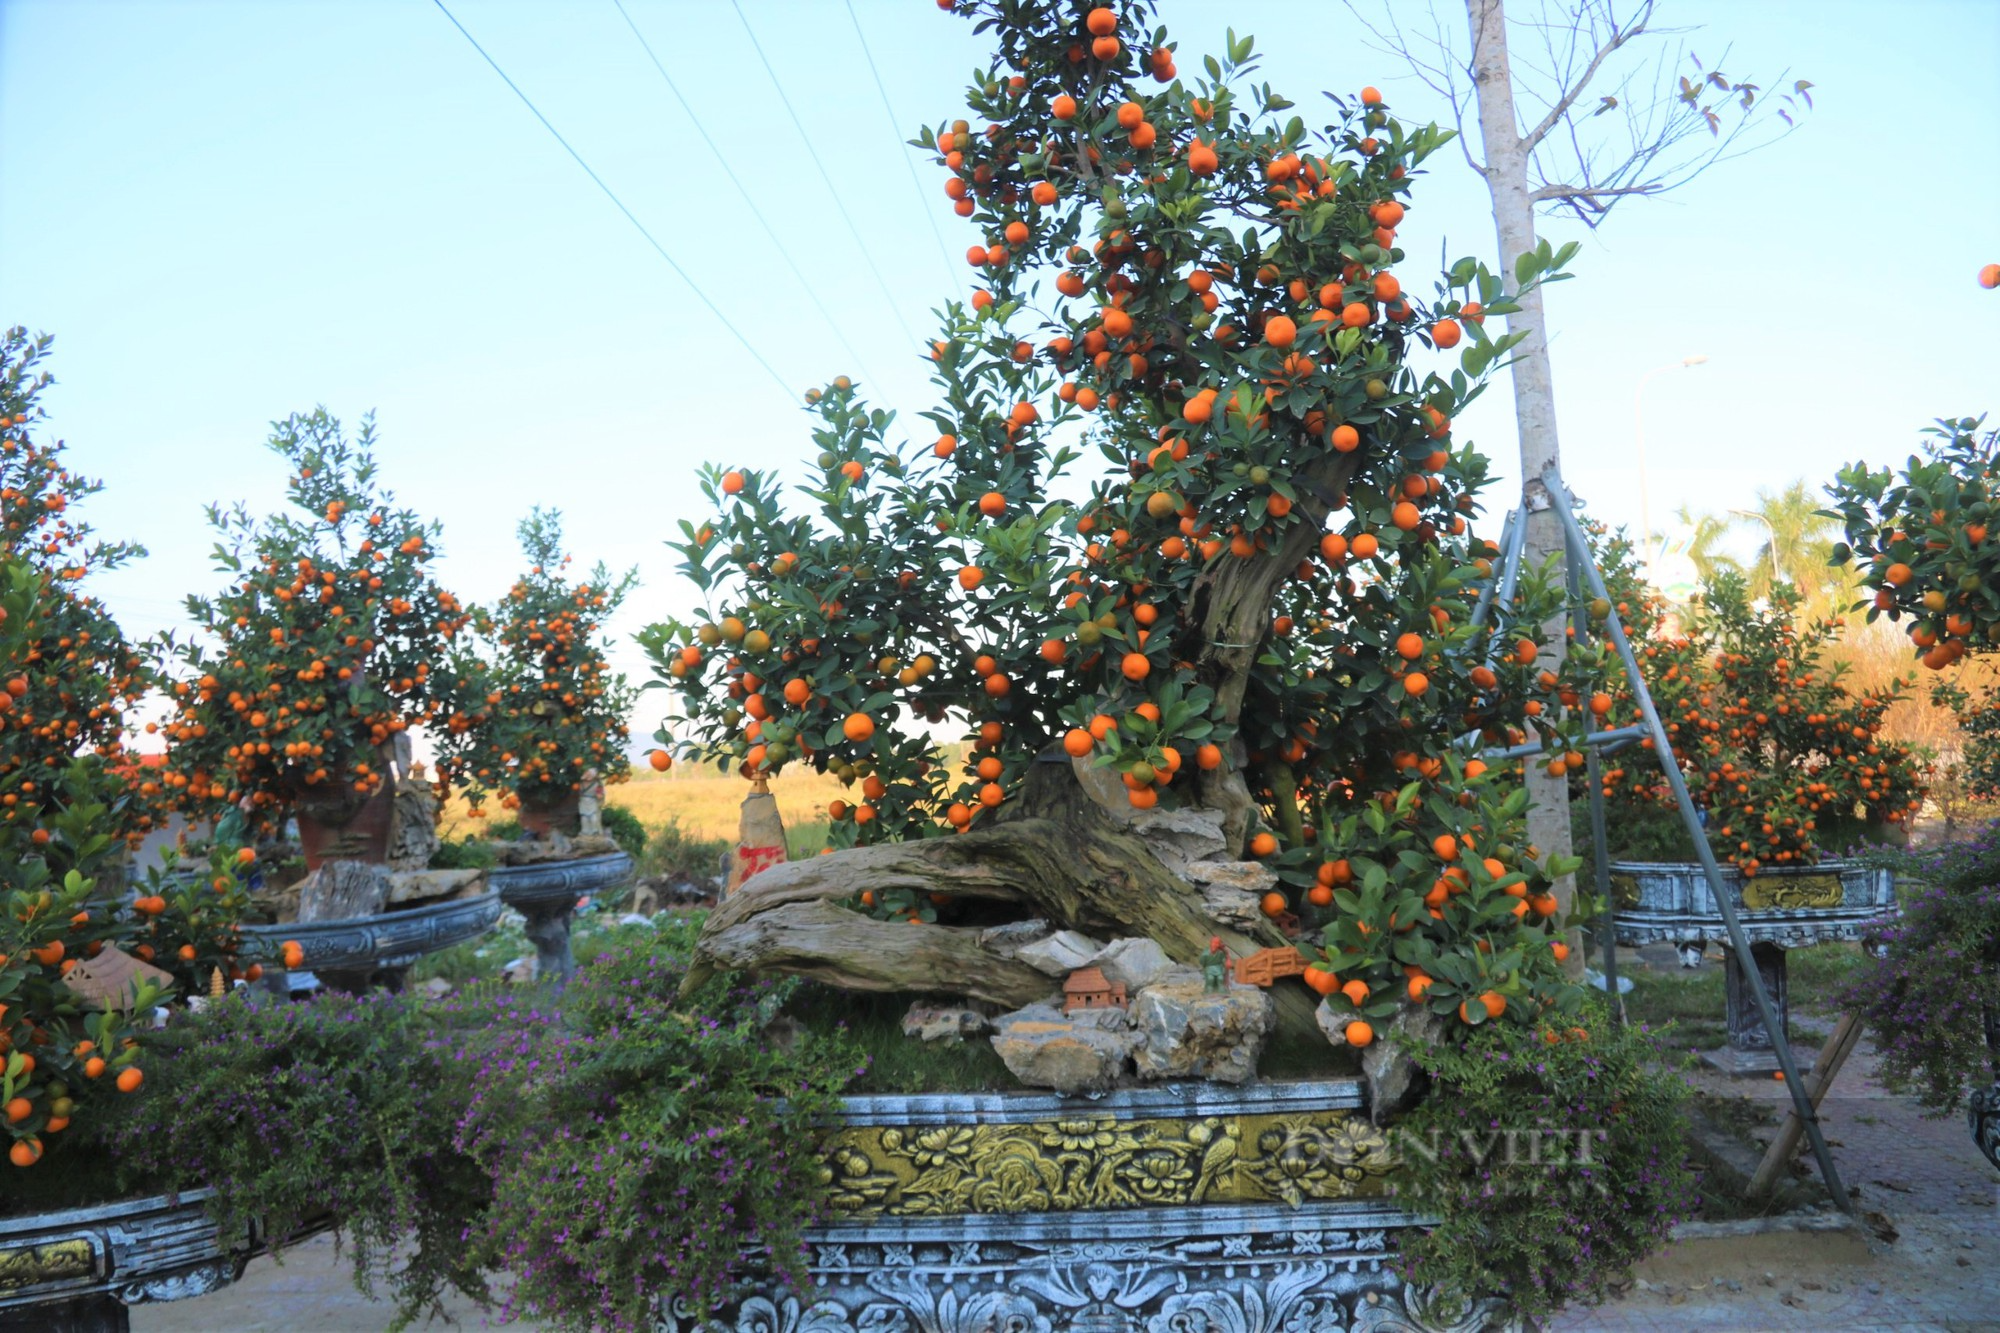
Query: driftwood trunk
685,759,1323,1039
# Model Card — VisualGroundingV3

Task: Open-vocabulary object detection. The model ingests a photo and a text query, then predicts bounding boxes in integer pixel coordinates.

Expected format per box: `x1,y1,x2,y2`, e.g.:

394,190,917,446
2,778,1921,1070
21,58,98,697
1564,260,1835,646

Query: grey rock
1013,930,1107,976
388,778,443,872
294,861,390,923
501,955,537,983
979,919,1053,952
990,1003,1137,1095
1185,861,1279,930
420,976,454,1001
1196,885,1265,931
384,867,485,906
1087,937,1179,992
1362,1004,1447,1125
902,1003,990,1043
496,832,621,866
1315,997,1352,1047
1130,974,1272,1085
1064,1004,1134,1032
616,912,658,928
1128,807,1230,871
1184,859,1280,895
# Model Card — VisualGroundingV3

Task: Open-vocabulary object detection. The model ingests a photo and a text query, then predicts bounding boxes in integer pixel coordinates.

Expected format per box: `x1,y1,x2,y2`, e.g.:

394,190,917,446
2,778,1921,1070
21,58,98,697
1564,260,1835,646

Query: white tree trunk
1467,0,1580,965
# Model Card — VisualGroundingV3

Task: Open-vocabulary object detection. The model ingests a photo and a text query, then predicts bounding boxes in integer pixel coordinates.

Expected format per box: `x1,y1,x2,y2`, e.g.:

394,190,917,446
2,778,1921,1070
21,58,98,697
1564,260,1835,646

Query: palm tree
1671,504,1743,584
1731,480,1857,617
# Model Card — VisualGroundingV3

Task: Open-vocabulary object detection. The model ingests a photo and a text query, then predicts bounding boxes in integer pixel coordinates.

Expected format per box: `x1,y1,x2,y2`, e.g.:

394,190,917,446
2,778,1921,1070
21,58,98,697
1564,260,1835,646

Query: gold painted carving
818,1110,1396,1216
1741,875,1843,911
0,1237,94,1289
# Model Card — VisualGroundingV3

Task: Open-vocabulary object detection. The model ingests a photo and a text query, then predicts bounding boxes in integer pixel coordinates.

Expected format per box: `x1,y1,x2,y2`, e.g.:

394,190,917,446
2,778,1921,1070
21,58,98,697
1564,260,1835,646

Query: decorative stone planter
488,849,634,982
245,889,501,993
1609,859,1895,1075
670,1080,1516,1333
0,1188,318,1333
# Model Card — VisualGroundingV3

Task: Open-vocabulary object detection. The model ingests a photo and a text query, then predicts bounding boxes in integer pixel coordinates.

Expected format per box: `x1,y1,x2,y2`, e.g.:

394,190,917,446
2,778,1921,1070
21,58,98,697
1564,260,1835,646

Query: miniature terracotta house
1062,965,1127,1013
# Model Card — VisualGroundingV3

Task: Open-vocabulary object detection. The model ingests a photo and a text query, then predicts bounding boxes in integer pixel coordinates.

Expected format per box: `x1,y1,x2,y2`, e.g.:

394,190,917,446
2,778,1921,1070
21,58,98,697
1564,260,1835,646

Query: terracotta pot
295,784,395,870
518,790,581,838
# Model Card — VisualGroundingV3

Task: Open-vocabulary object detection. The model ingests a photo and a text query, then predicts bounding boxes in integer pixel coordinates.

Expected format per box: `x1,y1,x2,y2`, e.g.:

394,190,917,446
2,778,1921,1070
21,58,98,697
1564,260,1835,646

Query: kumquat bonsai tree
154,410,479,842
648,0,1620,1051
444,508,637,834
1829,413,2000,1159
1831,415,2000,661
1,558,262,1183
0,328,163,845
1587,565,1924,873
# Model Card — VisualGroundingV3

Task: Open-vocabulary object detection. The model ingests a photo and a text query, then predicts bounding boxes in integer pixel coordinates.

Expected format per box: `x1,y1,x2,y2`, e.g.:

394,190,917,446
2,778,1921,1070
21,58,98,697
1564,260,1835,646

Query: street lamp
1731,508,1782,589
1634,354,1709,574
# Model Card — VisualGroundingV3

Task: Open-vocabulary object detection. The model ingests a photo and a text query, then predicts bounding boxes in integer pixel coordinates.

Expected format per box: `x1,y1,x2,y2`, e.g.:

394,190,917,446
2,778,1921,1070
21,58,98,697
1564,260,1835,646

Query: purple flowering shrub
101,919,862,1331
107,985,494,1329
1843,827,2000,1115
452,923,861,1333
1388,1001,1699,1319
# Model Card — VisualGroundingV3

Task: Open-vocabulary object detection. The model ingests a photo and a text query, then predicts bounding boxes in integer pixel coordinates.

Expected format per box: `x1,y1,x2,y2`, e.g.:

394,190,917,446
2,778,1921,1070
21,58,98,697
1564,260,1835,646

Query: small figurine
1202,935,1230,992
578,767,606,838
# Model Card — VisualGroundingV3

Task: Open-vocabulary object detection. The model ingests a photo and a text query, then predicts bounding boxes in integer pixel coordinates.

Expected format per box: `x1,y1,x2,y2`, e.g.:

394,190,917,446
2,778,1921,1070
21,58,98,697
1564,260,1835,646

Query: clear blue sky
3,0,1996,746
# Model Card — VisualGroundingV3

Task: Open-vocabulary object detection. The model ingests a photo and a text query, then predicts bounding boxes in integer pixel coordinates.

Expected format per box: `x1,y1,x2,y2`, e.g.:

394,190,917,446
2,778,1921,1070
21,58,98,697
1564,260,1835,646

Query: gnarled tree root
681,760,1324,1042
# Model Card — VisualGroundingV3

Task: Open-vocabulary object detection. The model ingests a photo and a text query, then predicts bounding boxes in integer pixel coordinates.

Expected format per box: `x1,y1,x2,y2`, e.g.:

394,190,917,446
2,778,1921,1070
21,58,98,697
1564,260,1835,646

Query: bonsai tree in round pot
447,507,637,839
157,409,479,866
1591,566,1925,873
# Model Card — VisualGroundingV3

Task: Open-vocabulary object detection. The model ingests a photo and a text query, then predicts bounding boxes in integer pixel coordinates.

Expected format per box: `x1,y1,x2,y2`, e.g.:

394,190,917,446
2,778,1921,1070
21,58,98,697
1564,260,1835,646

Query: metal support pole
1479,724,1646,763
1542,466,1853,1216
1564,519,1622,1016
1460,512,1531,755
1467,509,1518,636
1480,509,1529,675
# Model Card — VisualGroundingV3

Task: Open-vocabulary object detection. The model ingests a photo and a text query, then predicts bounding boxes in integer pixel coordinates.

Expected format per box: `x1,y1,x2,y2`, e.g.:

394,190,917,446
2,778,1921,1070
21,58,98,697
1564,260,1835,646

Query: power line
430,0,794,397
609,0,880,388
728,0,924,353
842,0,958,291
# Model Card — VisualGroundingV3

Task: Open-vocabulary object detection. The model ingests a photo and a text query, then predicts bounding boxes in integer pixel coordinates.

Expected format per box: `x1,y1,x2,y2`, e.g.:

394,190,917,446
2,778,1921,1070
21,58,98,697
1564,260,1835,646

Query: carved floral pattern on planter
668,1266,1513,1333
818,1111,1396,1217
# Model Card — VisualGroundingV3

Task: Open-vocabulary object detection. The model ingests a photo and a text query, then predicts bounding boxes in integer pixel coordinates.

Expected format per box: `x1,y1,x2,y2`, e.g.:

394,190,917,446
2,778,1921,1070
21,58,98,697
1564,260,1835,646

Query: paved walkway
1547,1026,2000,1332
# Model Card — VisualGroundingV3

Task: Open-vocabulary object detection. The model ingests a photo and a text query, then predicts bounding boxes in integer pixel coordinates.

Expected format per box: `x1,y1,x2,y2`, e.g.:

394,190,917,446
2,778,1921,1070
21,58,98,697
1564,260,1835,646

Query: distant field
439,765,848,847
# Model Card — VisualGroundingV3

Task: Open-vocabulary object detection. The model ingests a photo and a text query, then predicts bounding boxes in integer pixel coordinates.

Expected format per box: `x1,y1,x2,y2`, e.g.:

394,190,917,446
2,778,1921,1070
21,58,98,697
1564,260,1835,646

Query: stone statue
1202,935,1229,992
578,768,605,838
387,761,442,872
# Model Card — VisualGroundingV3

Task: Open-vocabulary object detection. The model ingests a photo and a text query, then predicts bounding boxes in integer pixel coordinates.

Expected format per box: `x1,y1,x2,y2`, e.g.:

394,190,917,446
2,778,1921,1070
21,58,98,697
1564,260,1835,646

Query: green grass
789,985,1018,1093
1622,941,1867,1050
1260,1023,1363,1081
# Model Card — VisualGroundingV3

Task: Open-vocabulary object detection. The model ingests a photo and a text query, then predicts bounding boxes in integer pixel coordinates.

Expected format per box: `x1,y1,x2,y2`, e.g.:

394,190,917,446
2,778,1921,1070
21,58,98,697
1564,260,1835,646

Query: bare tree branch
1520,0,1653,151
1529,182,1660,202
